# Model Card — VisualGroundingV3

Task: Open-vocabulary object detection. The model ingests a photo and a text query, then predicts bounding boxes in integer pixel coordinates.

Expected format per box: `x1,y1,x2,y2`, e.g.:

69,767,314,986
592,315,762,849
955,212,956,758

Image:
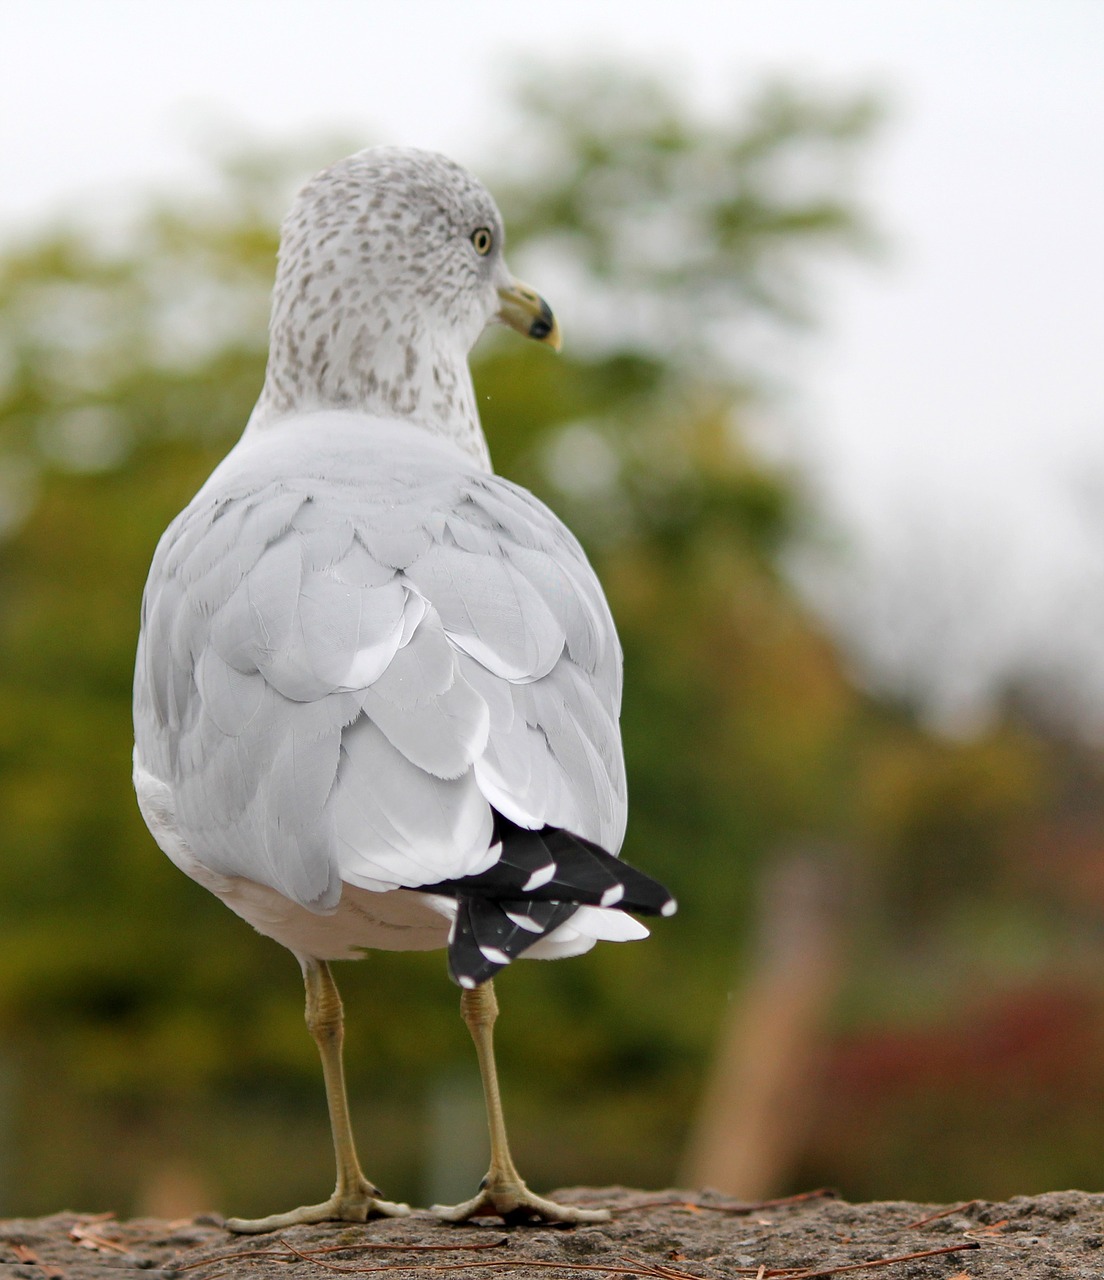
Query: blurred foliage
0,66,1097,1214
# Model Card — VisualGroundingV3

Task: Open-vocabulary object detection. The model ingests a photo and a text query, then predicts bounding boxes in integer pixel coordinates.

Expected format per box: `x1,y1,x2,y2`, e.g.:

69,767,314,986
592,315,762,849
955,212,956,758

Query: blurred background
2,0,1103,1219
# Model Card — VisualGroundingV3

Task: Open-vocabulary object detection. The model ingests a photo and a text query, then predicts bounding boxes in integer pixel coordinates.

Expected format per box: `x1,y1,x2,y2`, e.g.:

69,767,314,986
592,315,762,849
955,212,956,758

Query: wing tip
434,816,675,985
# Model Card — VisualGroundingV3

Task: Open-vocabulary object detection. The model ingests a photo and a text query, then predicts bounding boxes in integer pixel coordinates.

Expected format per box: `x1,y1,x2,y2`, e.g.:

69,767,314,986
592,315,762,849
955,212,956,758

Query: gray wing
133,415,626,912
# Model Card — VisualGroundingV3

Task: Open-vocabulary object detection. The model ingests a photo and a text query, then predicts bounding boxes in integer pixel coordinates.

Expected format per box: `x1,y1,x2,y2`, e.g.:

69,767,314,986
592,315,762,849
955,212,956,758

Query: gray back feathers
134,413,626,911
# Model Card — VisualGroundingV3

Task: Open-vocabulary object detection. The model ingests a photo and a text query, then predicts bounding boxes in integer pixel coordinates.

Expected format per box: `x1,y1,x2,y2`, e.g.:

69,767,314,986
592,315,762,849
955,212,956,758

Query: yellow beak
496,278,562,352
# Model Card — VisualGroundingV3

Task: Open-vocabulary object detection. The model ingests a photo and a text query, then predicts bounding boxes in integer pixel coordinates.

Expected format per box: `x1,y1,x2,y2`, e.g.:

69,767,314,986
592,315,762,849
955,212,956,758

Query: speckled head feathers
278,148,505,311
250,147,520,464
292,148,503,246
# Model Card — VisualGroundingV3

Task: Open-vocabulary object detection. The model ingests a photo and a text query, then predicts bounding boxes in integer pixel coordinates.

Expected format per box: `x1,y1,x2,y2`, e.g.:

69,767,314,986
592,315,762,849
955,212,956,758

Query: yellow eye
471,226,494,256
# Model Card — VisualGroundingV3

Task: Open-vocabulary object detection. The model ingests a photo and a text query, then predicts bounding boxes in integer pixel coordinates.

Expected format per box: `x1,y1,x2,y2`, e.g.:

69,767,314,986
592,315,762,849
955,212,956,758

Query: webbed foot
432,1176,609,1225
226,1180,410,1233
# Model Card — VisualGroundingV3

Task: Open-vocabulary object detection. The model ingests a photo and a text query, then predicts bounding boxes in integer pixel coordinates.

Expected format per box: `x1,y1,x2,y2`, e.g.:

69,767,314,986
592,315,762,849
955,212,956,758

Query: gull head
252,146,559,462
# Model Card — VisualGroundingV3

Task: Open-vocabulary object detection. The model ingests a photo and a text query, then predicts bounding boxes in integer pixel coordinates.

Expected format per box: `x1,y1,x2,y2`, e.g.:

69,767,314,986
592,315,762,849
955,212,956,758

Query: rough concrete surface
3,1187,1104,1279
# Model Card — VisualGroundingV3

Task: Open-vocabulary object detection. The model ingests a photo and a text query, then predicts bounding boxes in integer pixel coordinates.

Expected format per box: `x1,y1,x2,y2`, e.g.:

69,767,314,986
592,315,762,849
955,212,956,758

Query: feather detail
421,813,675,986
134,415,651,938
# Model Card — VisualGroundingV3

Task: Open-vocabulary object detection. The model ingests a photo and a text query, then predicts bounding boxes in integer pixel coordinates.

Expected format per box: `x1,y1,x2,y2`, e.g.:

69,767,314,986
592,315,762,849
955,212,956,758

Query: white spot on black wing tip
504,909,543,933
459,975,477,990
478,945,511,965
600,884,625,908
522,862,557,892
661,898,678,917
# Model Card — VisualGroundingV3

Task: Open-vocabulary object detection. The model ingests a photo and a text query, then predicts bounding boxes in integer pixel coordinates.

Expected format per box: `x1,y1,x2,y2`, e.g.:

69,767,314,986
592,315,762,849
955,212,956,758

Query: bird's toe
225,1190,410,1234
431,1180,609,1226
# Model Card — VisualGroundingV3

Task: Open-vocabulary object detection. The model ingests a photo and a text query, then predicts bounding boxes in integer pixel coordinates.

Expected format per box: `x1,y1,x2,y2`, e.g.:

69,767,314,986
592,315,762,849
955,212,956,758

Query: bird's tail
423,815,676,988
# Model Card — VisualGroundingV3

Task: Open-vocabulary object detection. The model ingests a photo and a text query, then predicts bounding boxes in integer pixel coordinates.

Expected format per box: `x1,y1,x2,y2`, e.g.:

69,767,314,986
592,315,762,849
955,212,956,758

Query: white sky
3,0,1104,723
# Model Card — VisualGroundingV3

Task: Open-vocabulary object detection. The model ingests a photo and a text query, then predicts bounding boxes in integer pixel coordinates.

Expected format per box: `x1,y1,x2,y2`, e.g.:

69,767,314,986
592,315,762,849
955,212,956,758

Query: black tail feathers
422,815,676,989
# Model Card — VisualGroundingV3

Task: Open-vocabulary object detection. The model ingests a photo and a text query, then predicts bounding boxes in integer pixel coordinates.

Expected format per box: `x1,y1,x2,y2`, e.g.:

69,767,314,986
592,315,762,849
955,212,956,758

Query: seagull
132,146,675,1232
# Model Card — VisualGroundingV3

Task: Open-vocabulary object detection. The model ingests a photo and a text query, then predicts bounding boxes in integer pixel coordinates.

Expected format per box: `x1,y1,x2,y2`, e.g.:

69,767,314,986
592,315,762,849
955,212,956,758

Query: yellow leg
226,959,409,1233
431,980,609,1225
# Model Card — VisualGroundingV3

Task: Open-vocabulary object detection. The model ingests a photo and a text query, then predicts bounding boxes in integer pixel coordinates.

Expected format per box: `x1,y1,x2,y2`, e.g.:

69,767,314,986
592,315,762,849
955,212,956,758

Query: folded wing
133,414,627,918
